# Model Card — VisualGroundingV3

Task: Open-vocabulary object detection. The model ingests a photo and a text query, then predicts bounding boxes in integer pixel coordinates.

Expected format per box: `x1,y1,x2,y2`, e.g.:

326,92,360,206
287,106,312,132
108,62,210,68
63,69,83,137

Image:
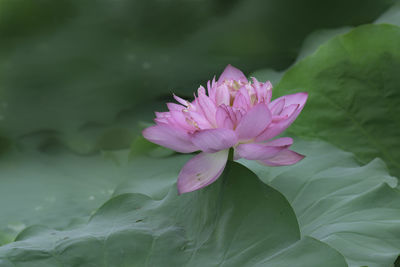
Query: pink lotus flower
143,65,308,194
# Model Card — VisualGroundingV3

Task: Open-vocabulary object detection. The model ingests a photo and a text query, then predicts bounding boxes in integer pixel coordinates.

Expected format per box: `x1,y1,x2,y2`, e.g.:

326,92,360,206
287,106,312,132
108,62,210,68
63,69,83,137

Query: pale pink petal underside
177,150,229,194
235,138,292,160
259,149,305,166
142,125,198,153
191,128,237,153
264,137,293,147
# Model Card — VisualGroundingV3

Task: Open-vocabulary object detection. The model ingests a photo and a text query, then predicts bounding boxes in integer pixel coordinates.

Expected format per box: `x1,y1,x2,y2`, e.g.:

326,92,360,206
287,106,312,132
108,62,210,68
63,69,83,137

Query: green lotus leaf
0,162,347,266
240,138,400,267
267,24,400,178
0,147,189,245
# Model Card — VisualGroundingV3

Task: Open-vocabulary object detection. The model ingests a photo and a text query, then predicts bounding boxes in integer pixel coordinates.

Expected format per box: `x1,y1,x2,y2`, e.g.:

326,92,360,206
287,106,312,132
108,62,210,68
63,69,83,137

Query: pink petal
270,92,307,113
173,94,189,106
219,104,243,127
191,128,237,153
235,103,272,140
235,137,293,160
198,85,206,95
270,104,299,123
232,108,244,124
154,111,170,125
264,137,293,147
259,149,305,166
207,77,217,99
154,118,168,125
218,64,247,83
142,125,198,153
167,103,184,111
197,91,217,126
216,105,235,129
251,77,262,92
233,87,251,109
252,78,273,104
256,92,308,141
255,108,298,141
170,110,196,131
281,92,308,106
269,98,285,115
186,110,212,129
177,150,229,194
215,84,230,106
155,111,169,119
280,104,298,117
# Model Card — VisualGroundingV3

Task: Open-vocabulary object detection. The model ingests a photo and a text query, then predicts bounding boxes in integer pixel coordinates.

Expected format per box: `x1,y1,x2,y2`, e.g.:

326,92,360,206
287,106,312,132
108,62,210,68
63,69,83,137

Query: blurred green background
0,0,396,155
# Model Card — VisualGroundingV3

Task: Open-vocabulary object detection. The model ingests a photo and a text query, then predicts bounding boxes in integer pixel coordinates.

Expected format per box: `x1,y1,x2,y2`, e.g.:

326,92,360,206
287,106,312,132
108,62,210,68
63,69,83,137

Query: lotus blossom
143,65,308,194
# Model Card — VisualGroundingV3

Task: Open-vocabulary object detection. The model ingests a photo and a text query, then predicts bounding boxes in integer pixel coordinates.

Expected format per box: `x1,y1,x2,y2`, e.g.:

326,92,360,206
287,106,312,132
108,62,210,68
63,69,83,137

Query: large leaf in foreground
241,139,400,267
0,162,347,267
0,147,189,245
0,149,125,245
271,24,400,177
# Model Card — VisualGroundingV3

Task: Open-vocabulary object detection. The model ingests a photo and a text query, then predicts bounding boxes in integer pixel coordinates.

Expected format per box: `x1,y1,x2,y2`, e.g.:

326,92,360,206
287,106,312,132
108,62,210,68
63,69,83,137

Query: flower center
222,80,257,106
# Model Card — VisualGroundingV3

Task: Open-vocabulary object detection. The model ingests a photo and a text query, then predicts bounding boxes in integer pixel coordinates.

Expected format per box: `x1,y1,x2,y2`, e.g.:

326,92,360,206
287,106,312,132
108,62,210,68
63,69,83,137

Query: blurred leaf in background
269,24,400,178
0,0,395,153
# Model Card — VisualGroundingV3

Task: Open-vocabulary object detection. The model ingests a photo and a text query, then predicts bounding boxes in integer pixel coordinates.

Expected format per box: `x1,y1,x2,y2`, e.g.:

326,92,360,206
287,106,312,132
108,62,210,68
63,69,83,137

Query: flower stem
228,148,234,161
